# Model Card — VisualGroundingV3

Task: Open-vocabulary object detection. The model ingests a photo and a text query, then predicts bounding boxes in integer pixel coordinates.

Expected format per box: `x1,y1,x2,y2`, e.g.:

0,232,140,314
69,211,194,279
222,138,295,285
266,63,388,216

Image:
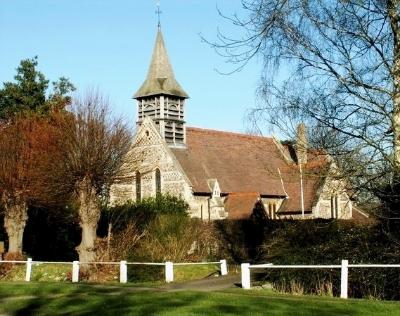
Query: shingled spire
134,29,188,99
135,28,189,148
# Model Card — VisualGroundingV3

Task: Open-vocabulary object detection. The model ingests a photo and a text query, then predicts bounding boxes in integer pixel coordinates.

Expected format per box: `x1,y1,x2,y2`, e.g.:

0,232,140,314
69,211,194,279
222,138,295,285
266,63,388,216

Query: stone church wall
110,120,199,217
314,178,352,219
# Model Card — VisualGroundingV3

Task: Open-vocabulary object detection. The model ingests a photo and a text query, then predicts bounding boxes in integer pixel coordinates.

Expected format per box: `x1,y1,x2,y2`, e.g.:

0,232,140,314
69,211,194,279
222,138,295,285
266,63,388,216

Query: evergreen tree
0,56,74,119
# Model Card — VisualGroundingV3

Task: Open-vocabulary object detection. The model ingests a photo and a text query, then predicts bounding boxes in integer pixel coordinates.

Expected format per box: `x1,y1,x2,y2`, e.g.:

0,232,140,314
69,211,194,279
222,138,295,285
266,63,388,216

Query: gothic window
331,195,339,218
335,196,339,217
155,168,161,195
135,171,141,201
268,203,277,219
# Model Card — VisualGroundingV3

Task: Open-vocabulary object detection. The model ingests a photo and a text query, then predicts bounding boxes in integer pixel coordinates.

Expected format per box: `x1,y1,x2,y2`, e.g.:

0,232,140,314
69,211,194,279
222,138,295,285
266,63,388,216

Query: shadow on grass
1,283,400,316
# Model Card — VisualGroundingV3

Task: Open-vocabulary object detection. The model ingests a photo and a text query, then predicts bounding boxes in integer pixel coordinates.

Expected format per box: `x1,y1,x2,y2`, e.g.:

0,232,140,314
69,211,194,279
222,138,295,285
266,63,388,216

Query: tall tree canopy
0,56,75,119
211,0,400,209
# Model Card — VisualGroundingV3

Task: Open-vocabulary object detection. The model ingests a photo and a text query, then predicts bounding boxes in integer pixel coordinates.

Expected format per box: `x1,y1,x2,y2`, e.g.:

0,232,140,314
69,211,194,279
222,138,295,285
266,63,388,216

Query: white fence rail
0,258,228,284
241,260,400,299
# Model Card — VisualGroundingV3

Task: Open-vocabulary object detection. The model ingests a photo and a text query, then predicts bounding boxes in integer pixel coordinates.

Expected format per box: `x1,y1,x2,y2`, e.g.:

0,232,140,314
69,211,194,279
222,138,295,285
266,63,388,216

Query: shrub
213,217,273,263
99,194,189,234
0,212,4,244
94,221,144,262
98,195,214,282
134,215,214,262
0,252,25,279
128,215,217,282
257,220,400,299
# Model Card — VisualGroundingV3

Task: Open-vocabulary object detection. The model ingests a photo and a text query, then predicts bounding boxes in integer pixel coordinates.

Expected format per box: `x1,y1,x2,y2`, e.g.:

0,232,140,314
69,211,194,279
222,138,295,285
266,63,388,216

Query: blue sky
0,1,264,133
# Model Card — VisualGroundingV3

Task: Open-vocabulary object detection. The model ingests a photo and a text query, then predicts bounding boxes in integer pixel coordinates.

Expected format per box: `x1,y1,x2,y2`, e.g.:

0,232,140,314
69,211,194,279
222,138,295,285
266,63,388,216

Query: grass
1,263,71,282
0,282,400,315
1,262,220,283
173,264,219,282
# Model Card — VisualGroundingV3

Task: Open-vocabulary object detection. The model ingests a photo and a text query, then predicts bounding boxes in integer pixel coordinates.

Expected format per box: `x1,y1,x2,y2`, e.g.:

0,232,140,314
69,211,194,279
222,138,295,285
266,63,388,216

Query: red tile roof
170,127,330,213
225,192,260,219
278,155,328,213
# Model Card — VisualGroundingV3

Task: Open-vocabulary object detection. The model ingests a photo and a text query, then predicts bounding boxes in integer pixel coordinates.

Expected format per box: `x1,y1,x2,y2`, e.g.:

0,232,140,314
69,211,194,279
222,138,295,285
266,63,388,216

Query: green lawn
173,264,220,282
1,263,71,282
0,282,399,315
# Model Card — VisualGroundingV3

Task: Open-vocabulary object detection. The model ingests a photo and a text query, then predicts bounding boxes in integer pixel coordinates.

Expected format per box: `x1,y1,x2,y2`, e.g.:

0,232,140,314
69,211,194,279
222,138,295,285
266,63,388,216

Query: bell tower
134,27,189,147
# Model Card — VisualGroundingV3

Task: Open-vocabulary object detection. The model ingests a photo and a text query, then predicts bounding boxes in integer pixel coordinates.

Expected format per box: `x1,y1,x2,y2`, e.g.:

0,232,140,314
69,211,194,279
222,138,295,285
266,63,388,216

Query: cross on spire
156,1,162,29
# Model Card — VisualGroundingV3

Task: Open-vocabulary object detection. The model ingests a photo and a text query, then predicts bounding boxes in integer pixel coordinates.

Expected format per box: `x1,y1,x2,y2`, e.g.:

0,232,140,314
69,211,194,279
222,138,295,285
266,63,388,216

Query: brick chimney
296,123,308,165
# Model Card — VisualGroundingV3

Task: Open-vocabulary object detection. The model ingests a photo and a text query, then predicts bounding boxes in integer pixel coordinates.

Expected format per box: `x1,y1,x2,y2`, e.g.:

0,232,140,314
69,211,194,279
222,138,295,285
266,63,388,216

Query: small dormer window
207,179,221,199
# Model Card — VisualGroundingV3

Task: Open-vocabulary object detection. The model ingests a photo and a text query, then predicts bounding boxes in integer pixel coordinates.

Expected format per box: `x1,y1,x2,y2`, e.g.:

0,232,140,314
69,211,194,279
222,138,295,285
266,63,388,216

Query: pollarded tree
0,117,62,255
0,57,74,255
54,92,132,263
210,0,400,210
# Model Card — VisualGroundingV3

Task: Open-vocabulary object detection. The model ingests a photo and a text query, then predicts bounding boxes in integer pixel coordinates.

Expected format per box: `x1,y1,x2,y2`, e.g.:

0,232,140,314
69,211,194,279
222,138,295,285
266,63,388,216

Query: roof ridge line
228,192,261,196
186,126,274,140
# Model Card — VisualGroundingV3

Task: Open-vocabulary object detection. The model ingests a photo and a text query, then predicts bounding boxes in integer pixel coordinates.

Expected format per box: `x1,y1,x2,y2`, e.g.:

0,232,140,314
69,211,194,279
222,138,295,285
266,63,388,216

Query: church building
110,27,356,220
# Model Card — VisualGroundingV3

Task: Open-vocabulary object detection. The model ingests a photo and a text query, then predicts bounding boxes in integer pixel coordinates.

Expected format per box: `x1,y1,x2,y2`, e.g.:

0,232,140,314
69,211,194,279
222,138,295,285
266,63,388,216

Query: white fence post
340,260,348,299
72,261,79,283
25,258,32,282
220,259,228,276
120,260,127,283
165,261,174,283
241,263,251,289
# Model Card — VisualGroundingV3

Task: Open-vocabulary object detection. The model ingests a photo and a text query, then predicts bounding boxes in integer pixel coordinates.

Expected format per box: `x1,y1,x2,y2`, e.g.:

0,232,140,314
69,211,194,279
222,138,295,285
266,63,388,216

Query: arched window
155,168,161,195
330,195,339,218
268,203,277,220
135,171,141,201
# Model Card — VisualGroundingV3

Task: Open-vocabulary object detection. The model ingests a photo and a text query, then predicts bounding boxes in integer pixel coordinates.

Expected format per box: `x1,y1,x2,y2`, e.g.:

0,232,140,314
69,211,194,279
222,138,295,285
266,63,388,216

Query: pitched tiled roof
170,127,330,213
225,192,260,219
171,127,288,195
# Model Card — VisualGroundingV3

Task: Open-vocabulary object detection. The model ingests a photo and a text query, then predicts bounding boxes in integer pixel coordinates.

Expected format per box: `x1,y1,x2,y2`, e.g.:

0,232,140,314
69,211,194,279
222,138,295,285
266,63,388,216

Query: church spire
135,26,188,148
134,29,188,99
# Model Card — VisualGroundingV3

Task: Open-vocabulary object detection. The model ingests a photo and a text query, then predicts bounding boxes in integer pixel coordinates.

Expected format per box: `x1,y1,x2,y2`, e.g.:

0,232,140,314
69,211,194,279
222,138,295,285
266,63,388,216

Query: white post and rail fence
241,260,400,299
0,259,228,284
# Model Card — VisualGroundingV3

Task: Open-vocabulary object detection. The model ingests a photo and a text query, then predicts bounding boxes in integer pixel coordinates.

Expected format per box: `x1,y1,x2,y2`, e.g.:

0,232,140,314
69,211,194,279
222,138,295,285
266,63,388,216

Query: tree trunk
1,193,28,255
388,0,400,168
75,178,101,265
392,48,400,168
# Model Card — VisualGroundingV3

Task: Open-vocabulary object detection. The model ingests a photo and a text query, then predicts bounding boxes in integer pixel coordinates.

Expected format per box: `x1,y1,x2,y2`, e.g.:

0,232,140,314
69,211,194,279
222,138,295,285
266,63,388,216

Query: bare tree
54,92,132,264
209,0,400,206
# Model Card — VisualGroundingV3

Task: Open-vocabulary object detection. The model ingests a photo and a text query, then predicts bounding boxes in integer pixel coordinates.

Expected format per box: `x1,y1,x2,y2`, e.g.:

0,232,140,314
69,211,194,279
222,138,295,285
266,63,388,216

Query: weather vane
156,1,162,29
